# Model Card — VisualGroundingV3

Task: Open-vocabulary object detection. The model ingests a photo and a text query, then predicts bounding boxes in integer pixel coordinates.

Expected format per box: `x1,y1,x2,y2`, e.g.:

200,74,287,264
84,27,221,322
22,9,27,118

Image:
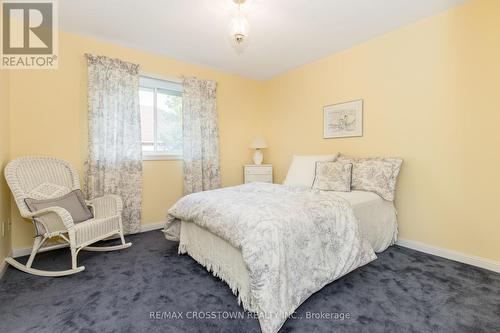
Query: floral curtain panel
182,77,221,194
85,54,142,234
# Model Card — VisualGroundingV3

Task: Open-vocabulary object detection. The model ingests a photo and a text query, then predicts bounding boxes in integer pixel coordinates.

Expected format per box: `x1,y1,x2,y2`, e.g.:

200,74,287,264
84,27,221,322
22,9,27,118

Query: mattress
178,190,397,313
333,190,398,252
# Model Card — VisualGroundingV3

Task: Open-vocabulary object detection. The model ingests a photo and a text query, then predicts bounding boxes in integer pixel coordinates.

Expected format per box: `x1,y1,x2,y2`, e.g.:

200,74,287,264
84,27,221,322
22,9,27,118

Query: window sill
142,154,183,161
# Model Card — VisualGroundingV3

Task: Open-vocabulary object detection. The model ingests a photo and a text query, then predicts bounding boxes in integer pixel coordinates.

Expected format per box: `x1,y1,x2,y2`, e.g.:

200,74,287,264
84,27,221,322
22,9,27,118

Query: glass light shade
229,15,248,44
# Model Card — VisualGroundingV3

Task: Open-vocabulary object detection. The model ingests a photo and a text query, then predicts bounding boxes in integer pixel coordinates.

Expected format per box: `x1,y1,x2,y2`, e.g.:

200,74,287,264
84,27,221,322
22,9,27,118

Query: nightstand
244,164,273,184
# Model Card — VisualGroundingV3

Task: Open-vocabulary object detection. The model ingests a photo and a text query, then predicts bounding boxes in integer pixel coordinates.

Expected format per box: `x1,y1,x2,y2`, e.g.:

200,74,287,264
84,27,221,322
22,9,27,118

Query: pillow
312,161,352,192
24,189,94,223
284,154,339,187
337,155,403,201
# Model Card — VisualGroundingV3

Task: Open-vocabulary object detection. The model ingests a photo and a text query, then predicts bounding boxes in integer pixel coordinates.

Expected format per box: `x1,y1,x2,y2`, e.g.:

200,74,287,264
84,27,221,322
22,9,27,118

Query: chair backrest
4,156,81,217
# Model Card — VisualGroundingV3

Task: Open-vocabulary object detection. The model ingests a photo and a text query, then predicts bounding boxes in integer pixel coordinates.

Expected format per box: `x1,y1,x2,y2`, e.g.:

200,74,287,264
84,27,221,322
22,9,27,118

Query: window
139,76,183,160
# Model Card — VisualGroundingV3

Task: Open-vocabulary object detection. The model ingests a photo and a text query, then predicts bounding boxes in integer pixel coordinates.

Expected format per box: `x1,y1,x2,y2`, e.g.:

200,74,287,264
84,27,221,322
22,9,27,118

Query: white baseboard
12,243,68,258
6,228,499,276
139,221,165,233
11,221,166,258
396,239,500,274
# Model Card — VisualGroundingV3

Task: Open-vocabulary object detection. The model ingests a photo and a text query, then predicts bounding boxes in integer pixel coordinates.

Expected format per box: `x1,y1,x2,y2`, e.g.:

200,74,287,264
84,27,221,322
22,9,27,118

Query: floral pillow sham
337,155,403,201
312,161,353,192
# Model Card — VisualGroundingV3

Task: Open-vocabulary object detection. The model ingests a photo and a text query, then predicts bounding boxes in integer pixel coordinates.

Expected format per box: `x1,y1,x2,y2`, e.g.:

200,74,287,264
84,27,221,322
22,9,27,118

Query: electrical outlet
1,218,11,236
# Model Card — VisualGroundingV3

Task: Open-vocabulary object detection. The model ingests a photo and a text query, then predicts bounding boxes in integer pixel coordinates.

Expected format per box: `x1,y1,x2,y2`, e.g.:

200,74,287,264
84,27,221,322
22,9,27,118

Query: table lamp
250,137,268,165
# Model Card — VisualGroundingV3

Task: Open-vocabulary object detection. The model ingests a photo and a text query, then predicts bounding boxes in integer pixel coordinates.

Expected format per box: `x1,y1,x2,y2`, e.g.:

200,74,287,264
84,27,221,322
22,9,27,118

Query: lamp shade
250,137,268,149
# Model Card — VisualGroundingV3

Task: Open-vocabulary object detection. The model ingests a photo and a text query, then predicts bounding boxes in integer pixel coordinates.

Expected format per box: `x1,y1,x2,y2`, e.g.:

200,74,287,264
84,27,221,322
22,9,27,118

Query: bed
164,182,398,333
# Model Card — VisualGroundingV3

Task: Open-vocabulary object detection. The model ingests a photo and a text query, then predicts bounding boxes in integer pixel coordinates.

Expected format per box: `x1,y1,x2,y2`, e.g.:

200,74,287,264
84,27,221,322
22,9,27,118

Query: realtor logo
1,0,58,68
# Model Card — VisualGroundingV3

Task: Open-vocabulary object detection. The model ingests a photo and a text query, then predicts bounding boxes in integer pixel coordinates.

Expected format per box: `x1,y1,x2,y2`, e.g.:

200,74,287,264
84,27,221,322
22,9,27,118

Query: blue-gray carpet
1,230,499,333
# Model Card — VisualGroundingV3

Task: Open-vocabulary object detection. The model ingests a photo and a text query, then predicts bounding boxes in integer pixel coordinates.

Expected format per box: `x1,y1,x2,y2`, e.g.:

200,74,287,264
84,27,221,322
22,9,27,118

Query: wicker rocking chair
4,156,132,277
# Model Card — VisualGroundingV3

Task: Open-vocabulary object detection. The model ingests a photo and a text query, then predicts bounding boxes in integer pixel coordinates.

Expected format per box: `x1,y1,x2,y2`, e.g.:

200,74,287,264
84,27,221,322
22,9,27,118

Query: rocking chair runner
4,156,132,277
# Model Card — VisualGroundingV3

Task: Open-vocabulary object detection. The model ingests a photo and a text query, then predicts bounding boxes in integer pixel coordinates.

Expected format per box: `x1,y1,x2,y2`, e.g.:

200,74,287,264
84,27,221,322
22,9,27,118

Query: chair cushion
25,189,94,223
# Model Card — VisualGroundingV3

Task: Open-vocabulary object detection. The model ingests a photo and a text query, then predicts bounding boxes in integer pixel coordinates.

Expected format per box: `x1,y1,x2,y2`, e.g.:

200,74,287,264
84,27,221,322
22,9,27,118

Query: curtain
84,54,142,234
182,77,220,194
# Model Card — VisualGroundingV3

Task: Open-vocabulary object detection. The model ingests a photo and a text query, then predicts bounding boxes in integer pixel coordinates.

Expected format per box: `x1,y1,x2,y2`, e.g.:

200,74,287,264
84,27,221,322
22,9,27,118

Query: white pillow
284,154,339,187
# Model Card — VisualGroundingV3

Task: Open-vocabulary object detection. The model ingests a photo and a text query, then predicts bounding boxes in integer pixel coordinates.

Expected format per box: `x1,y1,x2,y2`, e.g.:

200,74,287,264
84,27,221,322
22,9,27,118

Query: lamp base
253,149,263,165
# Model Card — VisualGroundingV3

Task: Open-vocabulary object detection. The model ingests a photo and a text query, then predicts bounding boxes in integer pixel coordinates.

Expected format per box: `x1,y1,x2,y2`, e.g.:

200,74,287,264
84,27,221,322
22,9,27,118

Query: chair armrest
24,206,75,233
86,194,123,219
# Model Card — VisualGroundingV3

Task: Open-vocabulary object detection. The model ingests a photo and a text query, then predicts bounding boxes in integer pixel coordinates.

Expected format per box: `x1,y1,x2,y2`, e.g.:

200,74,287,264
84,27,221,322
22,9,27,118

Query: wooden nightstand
244,164,273,184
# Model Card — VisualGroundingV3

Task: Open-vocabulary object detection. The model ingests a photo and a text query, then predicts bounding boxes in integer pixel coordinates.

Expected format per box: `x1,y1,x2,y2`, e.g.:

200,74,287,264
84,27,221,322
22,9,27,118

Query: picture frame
323,99,363,138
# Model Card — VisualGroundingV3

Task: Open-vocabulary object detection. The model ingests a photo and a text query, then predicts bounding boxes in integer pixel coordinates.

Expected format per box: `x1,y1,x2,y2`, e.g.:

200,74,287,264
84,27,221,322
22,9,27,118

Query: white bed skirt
179,220,260,313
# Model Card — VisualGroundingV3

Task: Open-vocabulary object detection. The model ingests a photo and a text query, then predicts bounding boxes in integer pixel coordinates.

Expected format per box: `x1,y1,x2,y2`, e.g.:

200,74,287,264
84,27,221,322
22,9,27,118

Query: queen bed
164,154,402,333
176,189,397,308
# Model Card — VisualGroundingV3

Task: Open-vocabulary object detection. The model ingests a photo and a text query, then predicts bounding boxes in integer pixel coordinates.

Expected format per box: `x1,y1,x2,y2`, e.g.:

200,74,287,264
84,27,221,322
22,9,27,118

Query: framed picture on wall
323,99,363,138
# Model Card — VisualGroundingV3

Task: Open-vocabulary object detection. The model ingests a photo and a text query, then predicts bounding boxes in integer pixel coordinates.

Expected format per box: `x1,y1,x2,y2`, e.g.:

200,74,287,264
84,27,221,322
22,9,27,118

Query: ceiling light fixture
229,0,249,46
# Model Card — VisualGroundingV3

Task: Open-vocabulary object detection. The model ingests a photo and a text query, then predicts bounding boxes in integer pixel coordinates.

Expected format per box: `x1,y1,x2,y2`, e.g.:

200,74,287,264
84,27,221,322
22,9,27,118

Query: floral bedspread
165,182,376,333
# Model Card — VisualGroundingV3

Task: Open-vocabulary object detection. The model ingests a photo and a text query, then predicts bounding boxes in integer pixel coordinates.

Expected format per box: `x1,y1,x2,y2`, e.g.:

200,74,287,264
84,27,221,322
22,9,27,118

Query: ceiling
59,0,466,80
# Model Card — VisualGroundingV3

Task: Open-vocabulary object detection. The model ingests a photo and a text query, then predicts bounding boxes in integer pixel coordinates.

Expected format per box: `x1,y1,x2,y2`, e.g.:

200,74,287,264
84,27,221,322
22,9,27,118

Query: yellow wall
0,69,12,264
4,0,499,264
263,0,500,261
8,32,264,249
